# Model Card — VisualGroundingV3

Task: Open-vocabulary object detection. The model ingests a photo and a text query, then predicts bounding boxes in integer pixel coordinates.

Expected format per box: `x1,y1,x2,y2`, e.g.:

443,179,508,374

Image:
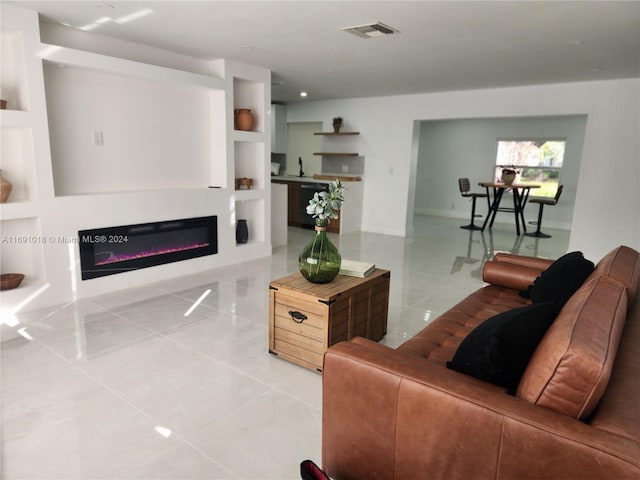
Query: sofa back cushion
516,275,627,420
589,294,640,442
593,245,640,301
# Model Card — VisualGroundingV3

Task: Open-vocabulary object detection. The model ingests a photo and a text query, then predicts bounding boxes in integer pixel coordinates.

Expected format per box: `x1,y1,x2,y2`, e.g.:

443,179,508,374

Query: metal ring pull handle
288,310,307,323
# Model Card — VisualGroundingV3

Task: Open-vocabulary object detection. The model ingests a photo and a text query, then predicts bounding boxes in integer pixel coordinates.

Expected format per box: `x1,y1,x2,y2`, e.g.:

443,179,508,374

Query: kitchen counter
271,174,361,183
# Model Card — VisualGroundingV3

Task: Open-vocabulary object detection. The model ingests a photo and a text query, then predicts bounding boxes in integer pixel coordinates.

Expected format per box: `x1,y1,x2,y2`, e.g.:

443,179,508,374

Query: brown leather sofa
322,246,640,479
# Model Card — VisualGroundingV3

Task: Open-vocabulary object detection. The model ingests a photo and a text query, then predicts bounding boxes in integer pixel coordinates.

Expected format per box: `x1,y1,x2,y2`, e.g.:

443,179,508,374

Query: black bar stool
525,184,563,238
458,178,488,230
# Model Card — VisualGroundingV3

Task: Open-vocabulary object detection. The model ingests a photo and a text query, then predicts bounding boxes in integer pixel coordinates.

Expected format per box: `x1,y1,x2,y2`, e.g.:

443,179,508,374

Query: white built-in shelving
229,67,270,252
38,47,270,261
1,6,51,328
0,5,271,336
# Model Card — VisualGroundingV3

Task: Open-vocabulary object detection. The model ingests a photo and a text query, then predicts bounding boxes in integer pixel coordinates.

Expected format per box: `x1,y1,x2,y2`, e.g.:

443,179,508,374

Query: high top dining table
479,182,540,235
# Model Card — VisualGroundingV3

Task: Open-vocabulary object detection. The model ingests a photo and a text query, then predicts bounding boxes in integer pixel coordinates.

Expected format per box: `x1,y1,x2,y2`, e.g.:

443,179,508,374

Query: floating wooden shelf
313,152,359,157
314,131,360,136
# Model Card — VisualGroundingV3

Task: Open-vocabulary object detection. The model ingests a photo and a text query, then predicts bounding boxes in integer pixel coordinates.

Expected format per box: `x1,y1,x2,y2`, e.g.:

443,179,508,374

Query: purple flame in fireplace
95,242,210,266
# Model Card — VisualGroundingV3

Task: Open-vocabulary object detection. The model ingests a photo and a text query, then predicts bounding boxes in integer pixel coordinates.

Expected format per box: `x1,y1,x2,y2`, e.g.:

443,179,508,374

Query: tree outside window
494,140,565,198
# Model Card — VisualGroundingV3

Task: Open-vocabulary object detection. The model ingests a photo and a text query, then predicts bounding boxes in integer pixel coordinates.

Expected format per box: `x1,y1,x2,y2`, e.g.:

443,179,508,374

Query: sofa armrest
482,260,544,290
482,253,554,290
322,339,640,480
493,252,554,270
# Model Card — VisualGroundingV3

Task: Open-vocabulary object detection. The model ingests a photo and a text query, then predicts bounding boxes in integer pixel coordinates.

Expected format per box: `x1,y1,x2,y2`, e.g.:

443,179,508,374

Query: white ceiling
8,1,640,103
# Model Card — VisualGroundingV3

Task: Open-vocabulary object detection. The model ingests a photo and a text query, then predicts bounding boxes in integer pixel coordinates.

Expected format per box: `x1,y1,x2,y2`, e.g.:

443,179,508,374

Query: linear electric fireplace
79,216,217,280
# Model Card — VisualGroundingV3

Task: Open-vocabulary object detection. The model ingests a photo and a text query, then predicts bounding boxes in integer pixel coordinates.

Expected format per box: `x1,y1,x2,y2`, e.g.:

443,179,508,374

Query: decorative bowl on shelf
0,273,25,290
235,177,253,190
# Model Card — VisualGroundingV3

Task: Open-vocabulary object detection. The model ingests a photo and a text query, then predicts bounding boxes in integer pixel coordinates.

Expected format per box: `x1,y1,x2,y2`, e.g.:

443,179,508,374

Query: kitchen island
271,175,363,234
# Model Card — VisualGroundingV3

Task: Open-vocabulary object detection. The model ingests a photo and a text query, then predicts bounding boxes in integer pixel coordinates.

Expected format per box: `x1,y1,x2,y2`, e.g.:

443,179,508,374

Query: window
494,140,565,198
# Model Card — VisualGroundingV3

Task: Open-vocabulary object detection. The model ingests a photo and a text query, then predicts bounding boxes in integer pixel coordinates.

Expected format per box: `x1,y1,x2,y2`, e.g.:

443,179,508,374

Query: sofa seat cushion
447,302,557,392
397,285,530,365
516,275,628,420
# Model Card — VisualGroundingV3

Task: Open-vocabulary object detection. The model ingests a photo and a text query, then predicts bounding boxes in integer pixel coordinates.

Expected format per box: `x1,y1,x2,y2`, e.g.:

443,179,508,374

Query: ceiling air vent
342,22,399,39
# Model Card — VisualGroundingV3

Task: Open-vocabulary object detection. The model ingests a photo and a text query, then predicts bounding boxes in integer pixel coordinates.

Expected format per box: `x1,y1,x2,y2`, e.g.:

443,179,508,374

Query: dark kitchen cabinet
272,179,340,233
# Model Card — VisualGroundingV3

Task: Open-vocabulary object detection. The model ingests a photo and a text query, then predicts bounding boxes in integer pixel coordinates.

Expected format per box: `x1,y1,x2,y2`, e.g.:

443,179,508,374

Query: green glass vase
299,218,341,283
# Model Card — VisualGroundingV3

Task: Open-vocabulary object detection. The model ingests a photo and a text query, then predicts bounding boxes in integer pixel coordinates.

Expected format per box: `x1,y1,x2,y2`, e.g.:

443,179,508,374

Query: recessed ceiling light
568,39,584,47
300,91,308,98
592,66,604,72
240,45,255,51
95,3,115,9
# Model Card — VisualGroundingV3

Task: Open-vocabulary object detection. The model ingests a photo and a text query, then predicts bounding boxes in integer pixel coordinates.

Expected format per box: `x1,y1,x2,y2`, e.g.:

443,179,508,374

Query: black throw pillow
446,302,557,393
529,251,594,309
519,285,532,299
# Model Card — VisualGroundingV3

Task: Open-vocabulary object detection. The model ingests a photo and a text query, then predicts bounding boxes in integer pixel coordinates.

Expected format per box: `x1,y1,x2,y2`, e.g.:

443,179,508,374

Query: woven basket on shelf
0,273,25,290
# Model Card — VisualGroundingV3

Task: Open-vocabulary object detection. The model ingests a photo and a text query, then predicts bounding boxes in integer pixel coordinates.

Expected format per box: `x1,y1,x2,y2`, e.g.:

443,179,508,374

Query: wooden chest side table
269,269,390,372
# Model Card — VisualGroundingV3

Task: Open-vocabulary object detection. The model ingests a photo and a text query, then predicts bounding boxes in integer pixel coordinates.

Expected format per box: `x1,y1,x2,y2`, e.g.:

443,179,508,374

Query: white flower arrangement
306,180,344,221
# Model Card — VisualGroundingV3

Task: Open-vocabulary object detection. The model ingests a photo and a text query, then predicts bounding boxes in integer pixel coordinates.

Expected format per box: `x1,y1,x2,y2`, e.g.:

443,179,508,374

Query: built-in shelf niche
233,76,265,133
234,141,265,190
0,216,48,311
235,198,265,245
0,126,36,203
0,28,29,111
43,61,217,196
0,217,44,279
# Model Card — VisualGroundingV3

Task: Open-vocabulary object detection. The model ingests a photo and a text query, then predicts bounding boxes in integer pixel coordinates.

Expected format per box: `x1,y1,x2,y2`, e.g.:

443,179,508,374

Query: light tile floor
1,215,570,479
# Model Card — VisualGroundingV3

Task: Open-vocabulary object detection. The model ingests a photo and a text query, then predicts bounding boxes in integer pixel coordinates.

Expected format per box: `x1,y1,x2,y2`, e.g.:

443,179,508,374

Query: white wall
286,122,322,176
286,79,640,260
415,115,587,230
44,63,213,195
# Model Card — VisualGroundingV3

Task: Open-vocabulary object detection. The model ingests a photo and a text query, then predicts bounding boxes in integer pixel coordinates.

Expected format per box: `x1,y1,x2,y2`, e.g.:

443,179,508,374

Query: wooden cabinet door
287,182,301,226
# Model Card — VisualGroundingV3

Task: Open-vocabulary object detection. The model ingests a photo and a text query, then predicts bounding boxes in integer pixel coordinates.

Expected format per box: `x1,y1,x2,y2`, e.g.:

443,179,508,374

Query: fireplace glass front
79,216,218,280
